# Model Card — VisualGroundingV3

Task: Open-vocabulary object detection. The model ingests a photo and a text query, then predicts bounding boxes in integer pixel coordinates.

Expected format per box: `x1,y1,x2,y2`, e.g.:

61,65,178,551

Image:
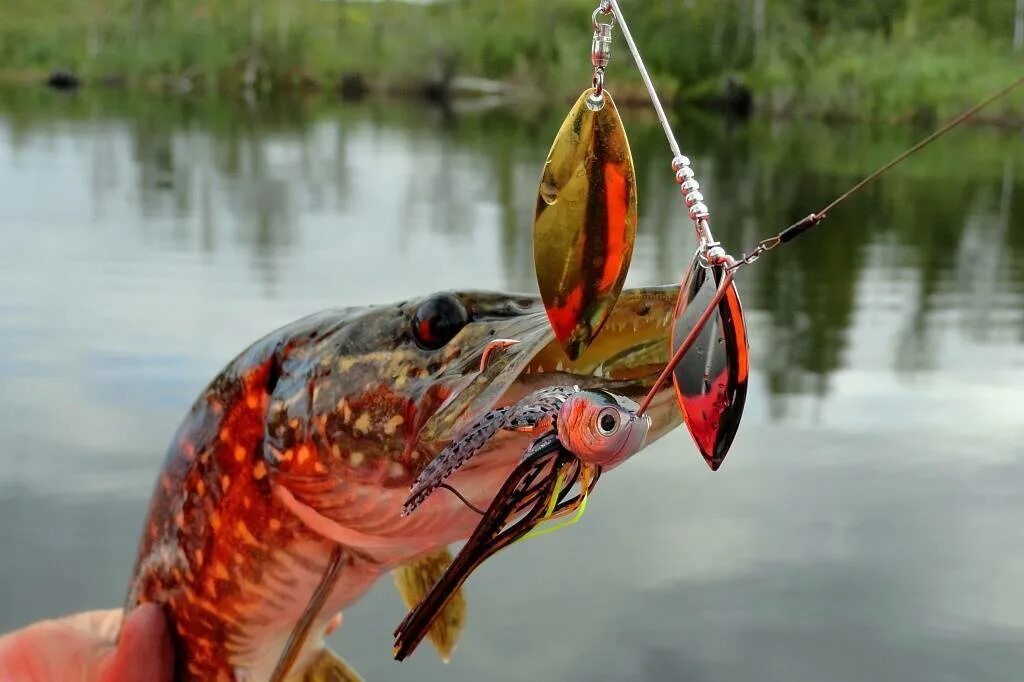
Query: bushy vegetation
0,0,1021,121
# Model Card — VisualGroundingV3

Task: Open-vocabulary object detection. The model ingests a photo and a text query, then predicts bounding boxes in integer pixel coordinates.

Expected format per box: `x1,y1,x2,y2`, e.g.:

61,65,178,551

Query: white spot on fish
353,412,371,435
384,415,405,436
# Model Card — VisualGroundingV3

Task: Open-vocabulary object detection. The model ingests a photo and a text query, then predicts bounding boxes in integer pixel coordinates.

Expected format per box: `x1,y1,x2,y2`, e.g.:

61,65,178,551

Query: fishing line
819,76,1024,219
728,74,1024,269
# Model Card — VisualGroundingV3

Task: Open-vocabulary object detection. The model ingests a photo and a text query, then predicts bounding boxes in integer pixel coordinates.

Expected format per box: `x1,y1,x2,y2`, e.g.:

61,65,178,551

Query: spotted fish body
127,312,375,680
126,289,683,681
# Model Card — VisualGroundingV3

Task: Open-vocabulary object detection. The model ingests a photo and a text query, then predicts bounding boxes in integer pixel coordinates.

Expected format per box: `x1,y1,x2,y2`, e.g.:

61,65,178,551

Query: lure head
556,389,651,468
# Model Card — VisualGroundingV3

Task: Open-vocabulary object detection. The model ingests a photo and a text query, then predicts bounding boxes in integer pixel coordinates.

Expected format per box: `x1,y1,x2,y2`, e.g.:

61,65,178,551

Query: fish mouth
416,285,682,457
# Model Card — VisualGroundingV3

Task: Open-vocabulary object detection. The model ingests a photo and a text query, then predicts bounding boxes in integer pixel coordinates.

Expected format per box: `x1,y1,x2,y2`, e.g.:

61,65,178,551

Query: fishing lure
533,5,637,361
394,385,651,659
671,252,749,470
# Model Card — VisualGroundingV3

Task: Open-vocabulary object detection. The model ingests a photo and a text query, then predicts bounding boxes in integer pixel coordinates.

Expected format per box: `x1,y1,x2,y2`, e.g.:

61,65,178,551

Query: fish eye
597,408,619,436
412,293,471,350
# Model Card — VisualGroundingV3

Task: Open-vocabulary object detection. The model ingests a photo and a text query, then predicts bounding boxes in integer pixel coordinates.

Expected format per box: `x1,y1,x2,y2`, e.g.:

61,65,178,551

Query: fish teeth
556,360,565,372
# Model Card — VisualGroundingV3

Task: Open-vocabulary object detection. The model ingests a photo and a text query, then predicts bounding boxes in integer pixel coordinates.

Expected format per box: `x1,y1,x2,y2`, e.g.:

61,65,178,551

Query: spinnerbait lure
404,385,651,517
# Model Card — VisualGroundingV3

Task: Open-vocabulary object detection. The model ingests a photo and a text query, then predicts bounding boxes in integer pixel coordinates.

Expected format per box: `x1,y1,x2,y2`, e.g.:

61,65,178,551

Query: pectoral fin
393,548,467,662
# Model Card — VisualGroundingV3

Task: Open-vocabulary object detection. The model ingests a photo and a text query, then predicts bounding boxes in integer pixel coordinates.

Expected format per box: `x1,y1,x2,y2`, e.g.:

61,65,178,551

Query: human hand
0,604,173,682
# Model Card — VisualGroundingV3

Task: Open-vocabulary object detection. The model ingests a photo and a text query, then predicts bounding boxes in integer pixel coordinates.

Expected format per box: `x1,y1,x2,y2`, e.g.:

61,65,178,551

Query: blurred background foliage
0,0,1021,121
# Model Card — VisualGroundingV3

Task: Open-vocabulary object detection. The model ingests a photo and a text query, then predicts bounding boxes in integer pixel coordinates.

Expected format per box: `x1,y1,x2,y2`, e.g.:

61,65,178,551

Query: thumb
99,604,174,682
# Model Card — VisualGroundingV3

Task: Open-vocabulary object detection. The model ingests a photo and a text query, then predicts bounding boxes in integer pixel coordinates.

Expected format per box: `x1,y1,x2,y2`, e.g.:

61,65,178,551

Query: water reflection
1,87,1023,680
4,86,1020,397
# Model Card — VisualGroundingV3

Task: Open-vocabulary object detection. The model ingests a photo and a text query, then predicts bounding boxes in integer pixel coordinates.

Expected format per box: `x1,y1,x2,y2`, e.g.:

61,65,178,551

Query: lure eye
412,293,470,350
597,408,619,436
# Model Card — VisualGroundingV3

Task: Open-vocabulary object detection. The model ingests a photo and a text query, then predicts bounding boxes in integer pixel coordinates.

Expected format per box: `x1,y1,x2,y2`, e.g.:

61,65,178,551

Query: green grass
0,0,1022,122
756,17,1024,121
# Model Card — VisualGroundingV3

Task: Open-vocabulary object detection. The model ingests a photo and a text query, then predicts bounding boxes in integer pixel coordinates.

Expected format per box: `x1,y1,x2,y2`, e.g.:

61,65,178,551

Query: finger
0,616,103,681
99,605,174,682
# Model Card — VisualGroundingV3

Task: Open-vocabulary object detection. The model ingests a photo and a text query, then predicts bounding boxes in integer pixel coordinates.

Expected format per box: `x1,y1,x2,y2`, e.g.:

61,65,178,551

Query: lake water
1,87,1023,681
